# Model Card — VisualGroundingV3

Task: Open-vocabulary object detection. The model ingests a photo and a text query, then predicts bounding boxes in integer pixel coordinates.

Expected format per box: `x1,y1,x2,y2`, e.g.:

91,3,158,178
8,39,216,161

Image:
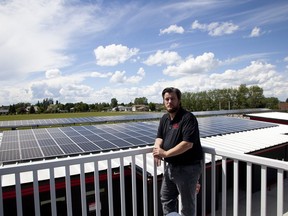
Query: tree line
6,84,283,115
181,84,280,111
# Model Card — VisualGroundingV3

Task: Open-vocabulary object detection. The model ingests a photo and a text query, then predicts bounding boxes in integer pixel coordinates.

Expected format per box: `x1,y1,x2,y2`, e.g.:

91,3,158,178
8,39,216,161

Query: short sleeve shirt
157,107,203,165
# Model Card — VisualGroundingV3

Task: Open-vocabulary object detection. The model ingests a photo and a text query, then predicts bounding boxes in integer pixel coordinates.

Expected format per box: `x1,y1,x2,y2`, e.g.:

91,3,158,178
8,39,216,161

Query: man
153,87,203,216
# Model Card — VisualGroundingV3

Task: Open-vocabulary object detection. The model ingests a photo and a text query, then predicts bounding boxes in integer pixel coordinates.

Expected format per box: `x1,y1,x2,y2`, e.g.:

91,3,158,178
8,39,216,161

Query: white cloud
284,56,288,62
144,50,182,66
191,20,239,36
94,44,139,66
0,0,109,79
159,24,185,35
210,61,276,85
109,68,145,84
163,52,219,77
110,71,127,83
90,71,113,78
59,84,94,98
249,27,261,38
137,67,145,76
46,69,62,79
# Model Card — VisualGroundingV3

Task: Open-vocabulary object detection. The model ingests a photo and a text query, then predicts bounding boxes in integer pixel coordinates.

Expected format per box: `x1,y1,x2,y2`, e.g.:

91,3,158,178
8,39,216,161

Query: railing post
65,165,73,216
153,158,158,216
233,160,238,216
211,154,216,216
246,162,252,216
107,159,114,216
49,168,57,216
33,170,41,216
80,163,87,215
93,161,101,216
201,154,206,216
277,169,284,216
142,153,148,216
120,157,126,216
222,157,227,216
131,155,137,216
15,172,23,216
261,166,267,216
0,174,3,216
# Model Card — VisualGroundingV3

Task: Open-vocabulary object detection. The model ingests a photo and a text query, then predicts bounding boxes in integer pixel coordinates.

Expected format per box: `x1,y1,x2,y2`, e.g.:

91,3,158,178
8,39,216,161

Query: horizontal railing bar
0,147,154,174
203,147,288,171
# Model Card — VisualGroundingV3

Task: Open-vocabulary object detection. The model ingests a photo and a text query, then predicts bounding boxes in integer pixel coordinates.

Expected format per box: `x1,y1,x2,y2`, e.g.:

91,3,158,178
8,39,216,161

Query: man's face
163,92,180,113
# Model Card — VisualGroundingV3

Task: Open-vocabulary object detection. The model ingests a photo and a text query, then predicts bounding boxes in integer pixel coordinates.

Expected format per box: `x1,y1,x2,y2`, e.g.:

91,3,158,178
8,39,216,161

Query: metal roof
245,111,288,121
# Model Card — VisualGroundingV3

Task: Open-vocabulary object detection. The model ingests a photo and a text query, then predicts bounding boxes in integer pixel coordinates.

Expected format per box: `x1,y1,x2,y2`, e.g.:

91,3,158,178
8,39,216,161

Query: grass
0,111,144,121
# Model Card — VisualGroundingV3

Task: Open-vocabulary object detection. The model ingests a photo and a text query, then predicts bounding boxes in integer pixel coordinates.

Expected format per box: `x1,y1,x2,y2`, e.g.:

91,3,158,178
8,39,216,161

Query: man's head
162,87,181,113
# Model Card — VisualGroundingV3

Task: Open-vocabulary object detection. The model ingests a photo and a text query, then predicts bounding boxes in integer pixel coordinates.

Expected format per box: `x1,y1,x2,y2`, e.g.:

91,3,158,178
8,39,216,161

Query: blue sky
0,0,288,106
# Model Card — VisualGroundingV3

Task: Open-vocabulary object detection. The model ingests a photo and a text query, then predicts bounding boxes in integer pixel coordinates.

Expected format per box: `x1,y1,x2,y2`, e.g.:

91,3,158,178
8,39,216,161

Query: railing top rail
0,147,153,175
203,146,288,170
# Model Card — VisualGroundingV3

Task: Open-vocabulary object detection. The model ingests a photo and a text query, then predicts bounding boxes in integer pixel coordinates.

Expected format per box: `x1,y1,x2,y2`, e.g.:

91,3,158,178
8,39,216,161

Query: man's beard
167,106,179,113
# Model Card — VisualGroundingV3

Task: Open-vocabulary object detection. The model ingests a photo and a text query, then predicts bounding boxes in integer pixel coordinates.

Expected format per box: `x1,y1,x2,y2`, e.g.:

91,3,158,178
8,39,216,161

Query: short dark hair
162,87,182,100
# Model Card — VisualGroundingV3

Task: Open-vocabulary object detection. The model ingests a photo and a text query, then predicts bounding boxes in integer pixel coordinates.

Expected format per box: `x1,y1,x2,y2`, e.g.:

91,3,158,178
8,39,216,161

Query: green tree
148,102,156,111
9,104,16,114
263,97,279,109
29,105,36,114
74,102,89,112
111,98,118,108
246,86,265,108
134,97,148,105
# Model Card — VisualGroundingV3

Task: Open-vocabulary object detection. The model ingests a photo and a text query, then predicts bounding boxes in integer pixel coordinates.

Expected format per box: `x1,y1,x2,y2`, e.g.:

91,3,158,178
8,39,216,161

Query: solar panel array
0,116,277,164
0,113,163,129
0,108,270,129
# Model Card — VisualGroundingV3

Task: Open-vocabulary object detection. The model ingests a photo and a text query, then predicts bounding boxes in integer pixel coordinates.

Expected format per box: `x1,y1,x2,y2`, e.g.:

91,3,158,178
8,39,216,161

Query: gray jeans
160,162,202,216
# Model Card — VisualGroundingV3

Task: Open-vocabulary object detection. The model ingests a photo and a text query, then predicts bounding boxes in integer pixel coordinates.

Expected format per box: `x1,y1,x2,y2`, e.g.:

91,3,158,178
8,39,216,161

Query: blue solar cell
134,136,155,144
0,150,20,162
122,137,146,145
41,146,64,156
54,137,74,145
38,139,57,147
63,131,80,137
21,148,42,160
98,133,117,140
69,136,90,143
77,142,101,152
60,144,83,154
0,142,18,150
84,134,104,141
20,140,38,148
92,140,117,150
109,139,134,148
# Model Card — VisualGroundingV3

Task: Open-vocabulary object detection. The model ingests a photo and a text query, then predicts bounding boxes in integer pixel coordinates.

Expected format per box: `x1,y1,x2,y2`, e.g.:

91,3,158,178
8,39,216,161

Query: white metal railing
0,146,287,216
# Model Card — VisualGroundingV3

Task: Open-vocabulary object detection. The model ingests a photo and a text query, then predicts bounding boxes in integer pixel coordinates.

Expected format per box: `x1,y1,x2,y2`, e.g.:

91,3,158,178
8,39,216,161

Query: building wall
279,102,288,111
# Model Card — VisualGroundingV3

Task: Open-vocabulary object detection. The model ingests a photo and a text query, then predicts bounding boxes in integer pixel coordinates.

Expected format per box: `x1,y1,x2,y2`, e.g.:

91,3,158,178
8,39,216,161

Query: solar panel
0,109,272,129
0,113,163,129
0,116,277,164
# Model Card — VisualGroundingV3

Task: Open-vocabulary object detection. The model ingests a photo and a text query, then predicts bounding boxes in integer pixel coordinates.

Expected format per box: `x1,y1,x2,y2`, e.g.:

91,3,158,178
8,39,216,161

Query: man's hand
154,156,162,166
153,146,167,158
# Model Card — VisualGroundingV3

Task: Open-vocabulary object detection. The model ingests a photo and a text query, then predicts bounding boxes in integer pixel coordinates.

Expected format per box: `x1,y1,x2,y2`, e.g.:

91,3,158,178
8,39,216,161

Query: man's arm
154,138,163,148
153,140,193,158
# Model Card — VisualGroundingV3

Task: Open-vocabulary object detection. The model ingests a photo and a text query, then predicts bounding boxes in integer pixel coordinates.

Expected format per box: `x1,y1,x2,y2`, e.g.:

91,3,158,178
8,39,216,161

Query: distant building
132,105,149,112
112,106,132,112
279,102,288,111
0,109,8,115
26,106,39,113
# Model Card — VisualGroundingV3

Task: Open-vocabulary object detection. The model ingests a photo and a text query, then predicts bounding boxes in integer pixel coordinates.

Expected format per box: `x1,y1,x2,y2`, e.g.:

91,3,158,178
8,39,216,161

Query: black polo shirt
157,107,203,165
